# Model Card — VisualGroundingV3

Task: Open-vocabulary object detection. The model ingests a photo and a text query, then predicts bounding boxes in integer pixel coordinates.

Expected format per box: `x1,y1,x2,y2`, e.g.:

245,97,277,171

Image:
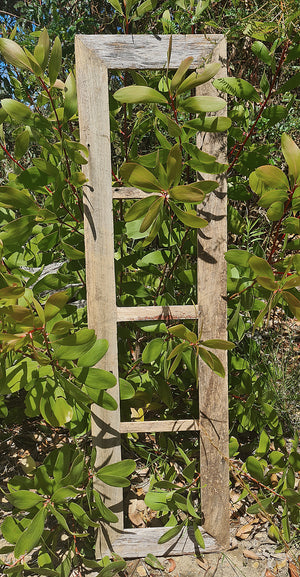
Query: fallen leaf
289,561,300,577
235,523,254,539
19,455,36,474
243,549,262,560
144,554,164,570
166,558,176,573
265,570,276,577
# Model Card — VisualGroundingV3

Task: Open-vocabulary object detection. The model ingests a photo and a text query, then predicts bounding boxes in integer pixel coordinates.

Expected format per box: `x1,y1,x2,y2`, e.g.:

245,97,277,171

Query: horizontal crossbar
116,305,199,322
112,187,150,199
120,419,200,434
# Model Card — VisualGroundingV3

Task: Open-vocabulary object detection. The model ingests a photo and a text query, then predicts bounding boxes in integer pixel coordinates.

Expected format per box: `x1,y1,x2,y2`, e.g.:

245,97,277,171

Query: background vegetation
0,1,299,575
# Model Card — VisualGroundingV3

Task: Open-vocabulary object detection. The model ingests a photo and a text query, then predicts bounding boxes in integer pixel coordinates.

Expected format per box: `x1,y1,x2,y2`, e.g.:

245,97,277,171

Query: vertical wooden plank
75,38,123,557
196,37,230,548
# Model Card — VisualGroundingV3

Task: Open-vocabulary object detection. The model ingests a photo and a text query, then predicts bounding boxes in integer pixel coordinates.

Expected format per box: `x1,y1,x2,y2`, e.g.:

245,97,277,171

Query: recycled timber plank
196,36,230,548
117,305,199,323
119,419,200,434
76,34,223,70
75,38,123,558
75,33,229,557
101,526,218,558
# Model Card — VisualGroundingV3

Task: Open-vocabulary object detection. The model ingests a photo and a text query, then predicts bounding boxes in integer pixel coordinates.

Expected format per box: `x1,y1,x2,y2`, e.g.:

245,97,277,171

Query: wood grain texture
76,34,223,69
117,305,199,322
113,187,155,199
119,419,200,433
75,37,123,557
196,36,230,548
101,526,219,558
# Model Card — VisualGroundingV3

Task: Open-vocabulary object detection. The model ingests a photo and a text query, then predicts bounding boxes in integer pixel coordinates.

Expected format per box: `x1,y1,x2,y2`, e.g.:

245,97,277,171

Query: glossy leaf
168,324,197,343
93,490,119,523
246,456,264,483
49,36,62,86
170,202,208,228
177,62,221,94
98,560,127,577
68,502,99,527
183,116,231,132
225,249,252,267
170,56,194,92
180,96,226,113
140,196,163,232
1,99,32,121
44,291,69,321
114,85,168,104
281,291,300,320
281,133,300,182
52,485,83,504
77,338,109,367
14,507,46,559
158,523,184,544
64,71,77,120
167,144,182,187
6,490,44,510
258,189,288,208
254,165,289,190
1,516,22,544
201,339,235,350
0,185,35,211
251,41,273,65
249,256,274,279
0,38,32,70
144,554,165,570
193,522,205,549
198,347,225,378
142,338,164,363
124,195,158,222
34,28,50,71
256,276,278,290
170,185,206,203
120,163,162,192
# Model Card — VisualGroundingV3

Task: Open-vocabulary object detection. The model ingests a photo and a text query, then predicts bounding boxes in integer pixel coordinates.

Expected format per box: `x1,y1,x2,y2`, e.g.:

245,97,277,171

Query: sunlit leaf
167,144,182,187
213,77,260,102
170,202,208,228
177,62,221,94
158,523,184,543
255,165,289,190
49,36,62,86
14,507,46,559
281,133,300,182
183,116,231,132
0,38,32,71
170,56,194,92
180,96,226,113
124,195,158,222
120,163,162,192
114,85,168,104
249,255,274,279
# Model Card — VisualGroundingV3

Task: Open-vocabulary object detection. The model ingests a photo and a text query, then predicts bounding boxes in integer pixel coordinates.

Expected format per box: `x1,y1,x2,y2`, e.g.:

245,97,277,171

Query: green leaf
193,522,205,549
249,256,274,279
52,485,83,504
48,37,62,86
54,329,96,360
201,339,235,350
170,202,208,228
225,249,252,267
44,291,69,321
180,96,226,113
0,38,32,71
144,554,165,570
14,130,30,160
170,185,206,203
278,71,300,94
34,28,50,71
168,324,197,343
170,56,194,92
158,523,184,544
1,99,32,121
282,274,300,290
262,105,286,126
132,0,157,19
40,395,73,427
14,507,46,559
0,185,36,211
120,163,162,193
267,201,284,221
6,490,44,510
177,62,221,95
98,560,127,577
77,339,109,367
198,347,225,378
213,77,260,102
119,378,135,400
256,276,278,290
282,488,300,504
256,429,270,457
281,291,300,320
144,490,169,511
258,189,288,208
167,144,182,188
140,196,163,232
106,0,123,15
1,517,22,544
281,133,300,182
251,41,273,65
246,456,264,483
142,338,164,363
72,367,116,389
183,116,231,132
114,85,168,104
97,459,135,480
64,71,77,120
255,165,289,190
68,502,99,528
124,195,158,222
93,490,118,523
